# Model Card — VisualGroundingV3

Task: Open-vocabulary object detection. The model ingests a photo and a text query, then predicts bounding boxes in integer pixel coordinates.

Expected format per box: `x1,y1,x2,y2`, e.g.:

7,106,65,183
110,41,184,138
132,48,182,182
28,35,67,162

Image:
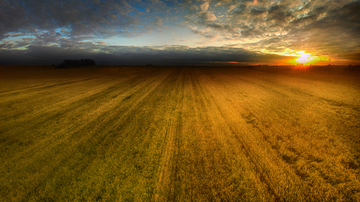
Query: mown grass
0,66,359,201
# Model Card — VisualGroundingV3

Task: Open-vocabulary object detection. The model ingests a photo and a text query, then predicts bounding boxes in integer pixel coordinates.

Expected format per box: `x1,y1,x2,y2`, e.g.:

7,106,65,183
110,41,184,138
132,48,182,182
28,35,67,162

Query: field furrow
0,66,359,201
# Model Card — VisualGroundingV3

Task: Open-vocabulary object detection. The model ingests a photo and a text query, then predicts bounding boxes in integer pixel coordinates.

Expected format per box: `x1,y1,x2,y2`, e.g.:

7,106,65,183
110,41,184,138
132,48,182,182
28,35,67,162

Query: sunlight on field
0,66,359,201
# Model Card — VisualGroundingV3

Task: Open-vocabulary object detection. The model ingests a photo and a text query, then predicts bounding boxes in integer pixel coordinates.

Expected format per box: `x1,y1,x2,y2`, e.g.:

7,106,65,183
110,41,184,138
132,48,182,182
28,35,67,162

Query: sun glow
291,51,333,66
296,51,313,64
285,50,328,65
258,48,333,66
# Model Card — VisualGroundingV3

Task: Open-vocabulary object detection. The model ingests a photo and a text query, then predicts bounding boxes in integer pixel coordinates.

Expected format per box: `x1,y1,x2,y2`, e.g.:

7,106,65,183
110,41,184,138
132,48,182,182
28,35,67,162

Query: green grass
0,66,359,201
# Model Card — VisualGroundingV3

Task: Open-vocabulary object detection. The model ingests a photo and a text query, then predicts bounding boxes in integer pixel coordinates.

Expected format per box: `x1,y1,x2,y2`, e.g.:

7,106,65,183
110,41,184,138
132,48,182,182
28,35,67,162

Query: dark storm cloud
0,44,293,66
0,0,169,40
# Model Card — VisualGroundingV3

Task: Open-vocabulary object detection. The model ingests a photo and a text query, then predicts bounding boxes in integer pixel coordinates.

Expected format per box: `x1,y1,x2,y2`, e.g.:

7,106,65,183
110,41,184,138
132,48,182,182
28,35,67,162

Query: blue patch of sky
163,0,175,8
51,27,72,38
128,10,136,16
55,28,63,33
174,0,184,4
136,6,147,13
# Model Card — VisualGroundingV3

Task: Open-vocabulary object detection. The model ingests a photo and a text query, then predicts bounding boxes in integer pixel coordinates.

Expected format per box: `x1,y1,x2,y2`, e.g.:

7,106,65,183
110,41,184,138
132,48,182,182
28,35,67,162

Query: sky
0,0,359,66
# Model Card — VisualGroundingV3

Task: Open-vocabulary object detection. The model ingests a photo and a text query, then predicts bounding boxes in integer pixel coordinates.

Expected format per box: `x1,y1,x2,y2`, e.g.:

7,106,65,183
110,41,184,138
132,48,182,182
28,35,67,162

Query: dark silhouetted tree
56,59,95,68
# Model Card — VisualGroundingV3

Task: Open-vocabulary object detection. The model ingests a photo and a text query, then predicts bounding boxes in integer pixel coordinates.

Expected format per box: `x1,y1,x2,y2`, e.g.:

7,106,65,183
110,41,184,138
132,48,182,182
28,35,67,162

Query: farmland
0,65,360,201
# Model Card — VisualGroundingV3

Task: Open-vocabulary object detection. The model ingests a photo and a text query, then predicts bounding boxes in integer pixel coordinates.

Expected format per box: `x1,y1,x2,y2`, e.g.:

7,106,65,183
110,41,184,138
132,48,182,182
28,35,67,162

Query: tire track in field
0,71,130,107
251,70,360,110
0,73,119,123
0,70,148,124
87,68,186,201
200,69,329,201
0,77,126,123
251,70,360,133
212,68,359,136
173,68,214,201
191,70,247,201
192,69,275,200
202,68,360,201
156,68,222,201
192,69,283,202
172,68,210,201
239,71,360,199
42,69,178,201
207,104,280,202
230,68,360,116
156,69,270,201
211,70,304,129
181,69,216,200
238,69,360,182
0,73,134,137
77,68,175,136
0,74,109,96
0,69,166,162
155,68,185,201
217,68,360,148
0,69,174,201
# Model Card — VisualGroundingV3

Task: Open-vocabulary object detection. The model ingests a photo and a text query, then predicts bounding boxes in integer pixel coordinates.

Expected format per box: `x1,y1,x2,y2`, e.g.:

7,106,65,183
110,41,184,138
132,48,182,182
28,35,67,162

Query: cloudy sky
1,0,359,66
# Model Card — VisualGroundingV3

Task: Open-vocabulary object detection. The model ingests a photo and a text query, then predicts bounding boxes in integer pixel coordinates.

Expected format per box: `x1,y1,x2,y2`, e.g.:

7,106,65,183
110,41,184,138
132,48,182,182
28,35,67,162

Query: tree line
56,59,95,68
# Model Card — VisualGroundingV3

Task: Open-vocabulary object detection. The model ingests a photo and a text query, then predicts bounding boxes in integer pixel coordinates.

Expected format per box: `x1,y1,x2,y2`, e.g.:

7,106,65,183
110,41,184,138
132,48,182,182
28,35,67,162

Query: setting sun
296,51,313,64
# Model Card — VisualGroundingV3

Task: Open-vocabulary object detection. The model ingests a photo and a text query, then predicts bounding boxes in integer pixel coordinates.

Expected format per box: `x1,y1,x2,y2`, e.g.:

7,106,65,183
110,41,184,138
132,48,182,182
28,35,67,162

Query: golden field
0,65,359,201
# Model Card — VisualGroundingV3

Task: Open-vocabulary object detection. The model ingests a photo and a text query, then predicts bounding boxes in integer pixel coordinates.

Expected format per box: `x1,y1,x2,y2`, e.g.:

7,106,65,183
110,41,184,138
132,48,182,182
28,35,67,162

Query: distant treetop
56,59,95,68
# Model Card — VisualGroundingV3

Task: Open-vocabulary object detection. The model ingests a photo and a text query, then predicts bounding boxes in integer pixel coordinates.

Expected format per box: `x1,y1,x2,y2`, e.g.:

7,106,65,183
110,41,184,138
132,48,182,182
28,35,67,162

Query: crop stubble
0,66,359,201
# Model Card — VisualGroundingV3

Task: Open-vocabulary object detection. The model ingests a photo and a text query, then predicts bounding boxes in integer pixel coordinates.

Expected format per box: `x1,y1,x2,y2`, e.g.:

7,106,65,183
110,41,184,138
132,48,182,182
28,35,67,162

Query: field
1,65,360,201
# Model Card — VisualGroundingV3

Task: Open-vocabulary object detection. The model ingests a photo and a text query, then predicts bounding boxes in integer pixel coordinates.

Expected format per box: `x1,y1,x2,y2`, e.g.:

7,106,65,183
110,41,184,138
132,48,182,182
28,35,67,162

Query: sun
296,51,313,64
272,49,332,66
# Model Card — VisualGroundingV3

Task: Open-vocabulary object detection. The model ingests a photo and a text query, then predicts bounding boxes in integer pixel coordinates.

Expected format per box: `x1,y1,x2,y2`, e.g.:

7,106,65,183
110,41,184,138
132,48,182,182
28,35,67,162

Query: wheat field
0,66,359,201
